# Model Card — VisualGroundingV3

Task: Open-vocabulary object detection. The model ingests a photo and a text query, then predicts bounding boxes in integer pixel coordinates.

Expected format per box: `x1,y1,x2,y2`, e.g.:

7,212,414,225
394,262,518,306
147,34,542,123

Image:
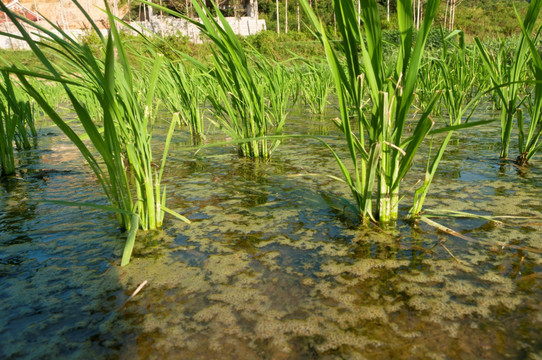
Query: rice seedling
301,62,333,114
515,8,542,165
158,59,208,141
254,54,296,138
410,30,487,216
0,71,37,176
300,0,443,224
145,0,284,159
0,0,189,265
474,0,542,159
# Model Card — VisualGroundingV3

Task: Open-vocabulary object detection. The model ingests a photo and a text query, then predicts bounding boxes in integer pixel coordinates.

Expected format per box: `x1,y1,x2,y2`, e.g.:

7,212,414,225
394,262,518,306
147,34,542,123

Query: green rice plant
147,0,283,159
474,0,542,159
2,72,36,150
30,78,67,113
0,0,189,265
0,113,15,176
254,55,295,137
415,57,443,115
515,10,542,165
410,30,487,216
72,85,103,124
158,59,208,141
301,62,333,114
477,39,511,111
300,0,442,224
0,71,37,177
0,92,15,177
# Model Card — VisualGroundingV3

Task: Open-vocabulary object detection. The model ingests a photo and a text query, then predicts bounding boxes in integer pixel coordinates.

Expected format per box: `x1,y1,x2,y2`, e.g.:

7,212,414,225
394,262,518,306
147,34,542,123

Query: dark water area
1,108,541,359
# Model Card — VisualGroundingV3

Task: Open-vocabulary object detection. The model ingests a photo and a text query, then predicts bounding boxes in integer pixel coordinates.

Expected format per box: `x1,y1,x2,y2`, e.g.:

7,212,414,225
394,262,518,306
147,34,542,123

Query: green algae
71,128,542,358
2,114,542,359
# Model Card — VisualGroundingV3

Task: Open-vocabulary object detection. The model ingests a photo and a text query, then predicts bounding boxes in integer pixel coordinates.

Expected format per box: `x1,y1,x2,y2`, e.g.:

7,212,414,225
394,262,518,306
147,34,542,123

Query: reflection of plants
300,0,442,225
0,0,189,265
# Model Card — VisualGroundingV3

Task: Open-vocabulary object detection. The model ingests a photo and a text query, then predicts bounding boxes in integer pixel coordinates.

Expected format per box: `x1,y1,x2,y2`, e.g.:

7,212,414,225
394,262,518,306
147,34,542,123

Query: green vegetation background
1,0,537,68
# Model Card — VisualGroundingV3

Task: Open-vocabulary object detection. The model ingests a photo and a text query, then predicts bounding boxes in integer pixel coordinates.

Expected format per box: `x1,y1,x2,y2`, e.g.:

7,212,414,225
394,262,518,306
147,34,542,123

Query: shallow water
1,108,541,359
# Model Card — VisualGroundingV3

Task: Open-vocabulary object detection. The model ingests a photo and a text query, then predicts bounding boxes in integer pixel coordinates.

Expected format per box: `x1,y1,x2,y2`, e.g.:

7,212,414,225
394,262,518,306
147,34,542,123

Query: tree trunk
417,0,421,30
387,0,390,22
276,0,280,35
450,0,456,30
285,0,288,34
297,0,300,31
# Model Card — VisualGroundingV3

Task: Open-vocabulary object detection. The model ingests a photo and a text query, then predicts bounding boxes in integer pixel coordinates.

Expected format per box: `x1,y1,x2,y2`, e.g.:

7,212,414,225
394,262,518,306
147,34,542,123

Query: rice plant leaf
396,0,440,141
105,2,133,89
121,215,141,267
41,200,135,216
423,209,503,223
162,206,191,224
427,119,495,135
393,97,438,190
395,0,413,77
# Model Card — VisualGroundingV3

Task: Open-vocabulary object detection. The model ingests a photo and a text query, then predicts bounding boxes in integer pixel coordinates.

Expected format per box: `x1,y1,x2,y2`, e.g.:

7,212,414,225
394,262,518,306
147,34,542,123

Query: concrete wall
0,16,267,50
130,16,267,43
0,22,108,50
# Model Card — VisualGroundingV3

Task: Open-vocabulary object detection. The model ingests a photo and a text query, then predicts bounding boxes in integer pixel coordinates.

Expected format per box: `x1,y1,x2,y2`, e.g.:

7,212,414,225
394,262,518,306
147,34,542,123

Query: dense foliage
151,0,534,39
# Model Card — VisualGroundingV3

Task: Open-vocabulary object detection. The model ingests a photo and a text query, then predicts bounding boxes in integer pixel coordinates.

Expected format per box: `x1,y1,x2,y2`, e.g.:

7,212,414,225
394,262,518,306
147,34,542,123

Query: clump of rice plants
300,62,333,115
0,0,189,265
158,58,208,141
254,55,296,137
151,0,285,159
515,6,542,165
0,72,37,177
0,90,16,177
300,0,443,225
475,0,542,160
30,79,67,114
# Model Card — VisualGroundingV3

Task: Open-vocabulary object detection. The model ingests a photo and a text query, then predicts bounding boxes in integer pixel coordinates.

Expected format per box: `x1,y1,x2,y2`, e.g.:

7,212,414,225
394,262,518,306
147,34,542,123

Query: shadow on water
1,110,542,359
0,126,145,359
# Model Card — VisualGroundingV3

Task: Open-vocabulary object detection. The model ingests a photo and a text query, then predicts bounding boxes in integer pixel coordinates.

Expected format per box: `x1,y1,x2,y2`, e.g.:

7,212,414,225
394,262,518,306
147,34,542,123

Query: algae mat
1,115,541,359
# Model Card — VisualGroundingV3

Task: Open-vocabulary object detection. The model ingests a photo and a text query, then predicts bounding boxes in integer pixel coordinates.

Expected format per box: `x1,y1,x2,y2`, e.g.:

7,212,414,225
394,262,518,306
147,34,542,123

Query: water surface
1,108,541,359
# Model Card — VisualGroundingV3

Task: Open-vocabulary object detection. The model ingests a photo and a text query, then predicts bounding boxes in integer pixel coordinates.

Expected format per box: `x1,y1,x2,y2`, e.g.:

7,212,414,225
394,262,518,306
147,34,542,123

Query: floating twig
117,280,148,311
420,216,542,254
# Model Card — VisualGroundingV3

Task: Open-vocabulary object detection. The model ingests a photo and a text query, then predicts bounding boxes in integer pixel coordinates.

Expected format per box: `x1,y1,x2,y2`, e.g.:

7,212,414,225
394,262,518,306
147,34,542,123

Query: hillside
254,0,534,40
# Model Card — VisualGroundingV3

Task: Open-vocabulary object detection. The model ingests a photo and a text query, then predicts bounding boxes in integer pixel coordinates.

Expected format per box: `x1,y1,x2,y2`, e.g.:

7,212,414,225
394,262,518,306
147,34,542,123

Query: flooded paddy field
1,110,541,359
